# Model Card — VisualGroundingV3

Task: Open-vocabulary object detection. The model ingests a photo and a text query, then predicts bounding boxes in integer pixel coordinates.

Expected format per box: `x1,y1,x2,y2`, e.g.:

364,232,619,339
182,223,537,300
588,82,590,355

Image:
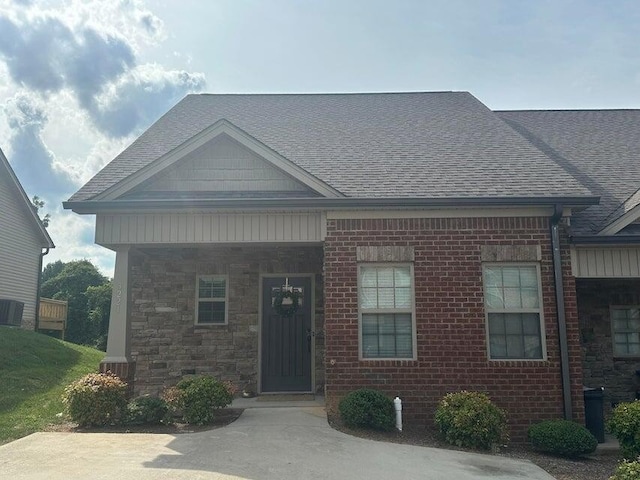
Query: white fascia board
94,119,343,201
599,204,640,236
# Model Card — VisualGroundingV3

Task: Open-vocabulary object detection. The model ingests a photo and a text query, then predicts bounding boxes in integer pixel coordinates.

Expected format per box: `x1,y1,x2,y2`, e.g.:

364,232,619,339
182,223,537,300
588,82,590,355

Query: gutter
35,247,50,331
63,195,600,214
571,235,640,245
550,204,572,420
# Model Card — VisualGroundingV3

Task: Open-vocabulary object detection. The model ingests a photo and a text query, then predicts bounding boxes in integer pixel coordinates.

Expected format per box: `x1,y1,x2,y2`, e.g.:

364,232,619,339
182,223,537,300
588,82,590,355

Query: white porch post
100,247,134,385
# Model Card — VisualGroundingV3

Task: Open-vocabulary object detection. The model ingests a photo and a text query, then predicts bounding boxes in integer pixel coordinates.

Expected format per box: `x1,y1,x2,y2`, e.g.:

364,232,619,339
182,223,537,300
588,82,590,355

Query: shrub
608,401,640,459
434,391,508,450
528,420,597,457
610,458,640,480
164,375,234,425
338,389,395,431
62,372,127,427
126,395,169,425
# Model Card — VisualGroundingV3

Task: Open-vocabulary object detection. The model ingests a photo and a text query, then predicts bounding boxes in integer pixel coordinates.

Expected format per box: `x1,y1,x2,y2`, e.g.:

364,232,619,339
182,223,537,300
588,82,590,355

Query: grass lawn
0,327,104,445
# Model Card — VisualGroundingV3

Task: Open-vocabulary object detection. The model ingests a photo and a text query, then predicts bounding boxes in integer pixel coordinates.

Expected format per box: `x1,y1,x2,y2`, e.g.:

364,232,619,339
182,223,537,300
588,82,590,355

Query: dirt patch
44,408,244,435
328,415,620,480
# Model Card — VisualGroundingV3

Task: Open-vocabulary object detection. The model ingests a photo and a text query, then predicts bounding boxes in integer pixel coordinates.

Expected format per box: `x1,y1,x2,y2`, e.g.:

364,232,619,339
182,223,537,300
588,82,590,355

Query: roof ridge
190,91,464,97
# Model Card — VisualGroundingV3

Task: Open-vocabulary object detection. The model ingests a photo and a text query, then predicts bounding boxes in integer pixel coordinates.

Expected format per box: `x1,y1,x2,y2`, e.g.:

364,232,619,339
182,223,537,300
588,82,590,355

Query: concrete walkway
0,406,555,480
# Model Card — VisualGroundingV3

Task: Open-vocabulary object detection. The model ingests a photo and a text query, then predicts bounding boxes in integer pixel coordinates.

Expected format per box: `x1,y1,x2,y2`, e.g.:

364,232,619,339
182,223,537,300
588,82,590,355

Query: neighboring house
0,148,55,329
64,92,639,441
498,110,640,409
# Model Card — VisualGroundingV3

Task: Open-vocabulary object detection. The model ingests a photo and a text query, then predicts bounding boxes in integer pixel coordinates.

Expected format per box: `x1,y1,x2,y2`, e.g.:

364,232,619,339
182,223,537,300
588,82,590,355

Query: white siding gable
0,170,45,329
129,134,313,197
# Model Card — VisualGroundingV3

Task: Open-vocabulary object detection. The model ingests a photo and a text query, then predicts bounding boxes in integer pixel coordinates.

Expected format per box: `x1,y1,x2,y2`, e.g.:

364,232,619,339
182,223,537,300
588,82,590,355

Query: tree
31,195,51,227
41,260,111,347
42,260,65,283
85,282,112,351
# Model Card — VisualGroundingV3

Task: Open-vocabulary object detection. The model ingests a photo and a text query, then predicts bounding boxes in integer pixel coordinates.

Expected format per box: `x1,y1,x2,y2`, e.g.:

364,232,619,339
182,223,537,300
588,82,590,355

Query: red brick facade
323,216,584,442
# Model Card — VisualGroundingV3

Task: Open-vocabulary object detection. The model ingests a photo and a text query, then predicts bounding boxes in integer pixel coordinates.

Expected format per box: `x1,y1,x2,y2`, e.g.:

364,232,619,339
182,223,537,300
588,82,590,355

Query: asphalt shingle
498,110,640,235
70,92,593,203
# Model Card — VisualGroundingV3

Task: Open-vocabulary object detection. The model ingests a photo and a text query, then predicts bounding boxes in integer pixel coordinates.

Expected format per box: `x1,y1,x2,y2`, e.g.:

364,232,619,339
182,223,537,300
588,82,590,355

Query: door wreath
273,290,300,317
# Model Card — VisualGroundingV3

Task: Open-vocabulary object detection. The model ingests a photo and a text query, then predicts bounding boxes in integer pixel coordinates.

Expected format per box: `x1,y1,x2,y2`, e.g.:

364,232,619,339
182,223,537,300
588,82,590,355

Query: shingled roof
69,92,593,203
498,109,640,236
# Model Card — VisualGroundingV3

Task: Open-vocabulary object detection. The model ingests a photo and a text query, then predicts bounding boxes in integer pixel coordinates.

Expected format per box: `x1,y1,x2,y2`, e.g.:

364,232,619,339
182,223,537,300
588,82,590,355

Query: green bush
338,389,395,431
434,391,508,450
608,401,640,459
528,420,597,457
62,372,127,427
126,395,168,425
610,458,640,480
164,375,234,425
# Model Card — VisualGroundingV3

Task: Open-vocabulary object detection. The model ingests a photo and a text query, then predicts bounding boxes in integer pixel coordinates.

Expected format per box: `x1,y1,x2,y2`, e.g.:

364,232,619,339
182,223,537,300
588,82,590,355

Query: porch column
100,246,135,386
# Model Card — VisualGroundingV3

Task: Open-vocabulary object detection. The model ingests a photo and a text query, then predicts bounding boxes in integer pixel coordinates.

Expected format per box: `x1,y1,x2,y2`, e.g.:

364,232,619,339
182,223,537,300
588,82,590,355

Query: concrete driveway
0,406,554,480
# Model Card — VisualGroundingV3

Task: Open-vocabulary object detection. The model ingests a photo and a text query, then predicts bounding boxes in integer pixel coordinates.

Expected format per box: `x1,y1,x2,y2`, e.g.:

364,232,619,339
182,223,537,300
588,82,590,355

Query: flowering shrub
62,372,127,426
163,376,234,424
434,391,508,450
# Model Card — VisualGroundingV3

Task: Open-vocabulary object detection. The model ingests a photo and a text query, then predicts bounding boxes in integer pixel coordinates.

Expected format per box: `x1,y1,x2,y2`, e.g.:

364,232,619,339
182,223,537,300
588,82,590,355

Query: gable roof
68,92,593,206
0,148,55,248
498,109,640,236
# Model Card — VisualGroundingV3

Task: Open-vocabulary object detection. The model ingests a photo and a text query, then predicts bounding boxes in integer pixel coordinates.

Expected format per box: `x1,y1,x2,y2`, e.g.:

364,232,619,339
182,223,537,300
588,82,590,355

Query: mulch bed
327,415,620,480
45,408,244,435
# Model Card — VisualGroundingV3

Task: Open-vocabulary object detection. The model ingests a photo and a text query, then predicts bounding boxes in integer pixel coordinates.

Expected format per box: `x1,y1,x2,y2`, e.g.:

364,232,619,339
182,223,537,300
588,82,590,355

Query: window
359,264,415,359
611,307,640,356
483,264,544,360
196,275,228,324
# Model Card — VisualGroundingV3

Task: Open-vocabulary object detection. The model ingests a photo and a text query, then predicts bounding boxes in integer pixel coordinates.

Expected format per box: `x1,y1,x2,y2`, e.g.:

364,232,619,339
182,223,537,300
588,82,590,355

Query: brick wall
578,279,640,409
129,245,324,396
323,216,583,442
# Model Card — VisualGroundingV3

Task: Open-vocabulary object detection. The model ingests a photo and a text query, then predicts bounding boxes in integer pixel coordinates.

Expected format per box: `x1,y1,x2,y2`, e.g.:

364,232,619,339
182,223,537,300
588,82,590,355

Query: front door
261,276,312,392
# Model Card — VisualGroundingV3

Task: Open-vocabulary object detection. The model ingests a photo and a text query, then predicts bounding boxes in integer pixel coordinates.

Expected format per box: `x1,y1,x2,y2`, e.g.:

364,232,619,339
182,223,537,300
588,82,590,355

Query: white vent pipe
394,396,402,432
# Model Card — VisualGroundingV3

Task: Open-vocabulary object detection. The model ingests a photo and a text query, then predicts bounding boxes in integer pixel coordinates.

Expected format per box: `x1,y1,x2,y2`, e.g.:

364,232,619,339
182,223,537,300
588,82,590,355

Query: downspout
35,247,50,331
550,204,572,420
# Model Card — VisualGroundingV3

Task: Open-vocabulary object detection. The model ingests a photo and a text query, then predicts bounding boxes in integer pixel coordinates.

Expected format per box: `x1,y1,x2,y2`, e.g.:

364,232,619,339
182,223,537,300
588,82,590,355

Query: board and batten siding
96,212,326,245
571,246,640,278
0,172,44,329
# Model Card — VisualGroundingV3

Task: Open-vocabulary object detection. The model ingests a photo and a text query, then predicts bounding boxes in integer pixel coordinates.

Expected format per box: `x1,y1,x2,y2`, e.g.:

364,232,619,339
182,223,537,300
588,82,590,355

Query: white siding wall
0,173,43,329
571,247,640,278
136,135,309,194
96,212,325,245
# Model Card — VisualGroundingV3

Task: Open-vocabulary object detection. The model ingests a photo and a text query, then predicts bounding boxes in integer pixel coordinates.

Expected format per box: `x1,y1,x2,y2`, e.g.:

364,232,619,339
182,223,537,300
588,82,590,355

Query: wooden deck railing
38,298,68,339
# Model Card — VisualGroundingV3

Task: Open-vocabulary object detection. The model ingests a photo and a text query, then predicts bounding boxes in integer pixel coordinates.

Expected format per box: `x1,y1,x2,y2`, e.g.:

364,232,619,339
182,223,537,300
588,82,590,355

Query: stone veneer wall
129,245,324,396
578,279,640,409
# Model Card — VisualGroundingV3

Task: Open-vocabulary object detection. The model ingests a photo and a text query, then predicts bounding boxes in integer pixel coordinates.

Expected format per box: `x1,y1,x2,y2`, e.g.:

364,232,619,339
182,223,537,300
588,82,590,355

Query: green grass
0,327,104,444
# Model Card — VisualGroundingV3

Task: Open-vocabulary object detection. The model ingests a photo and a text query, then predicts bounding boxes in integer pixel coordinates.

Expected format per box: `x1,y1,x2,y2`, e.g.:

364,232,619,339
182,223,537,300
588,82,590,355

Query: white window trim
483,262,547,361
195,274,229,326
358,263,417,361
610,305,640,358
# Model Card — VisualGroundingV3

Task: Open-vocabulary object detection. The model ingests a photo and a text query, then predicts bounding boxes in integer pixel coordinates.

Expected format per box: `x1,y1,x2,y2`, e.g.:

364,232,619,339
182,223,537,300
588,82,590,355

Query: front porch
102,245,325,397
578,278,640,409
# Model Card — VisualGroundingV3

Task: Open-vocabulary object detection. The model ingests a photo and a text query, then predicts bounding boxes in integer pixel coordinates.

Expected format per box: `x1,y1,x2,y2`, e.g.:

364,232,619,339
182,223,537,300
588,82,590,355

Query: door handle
306,329,314,353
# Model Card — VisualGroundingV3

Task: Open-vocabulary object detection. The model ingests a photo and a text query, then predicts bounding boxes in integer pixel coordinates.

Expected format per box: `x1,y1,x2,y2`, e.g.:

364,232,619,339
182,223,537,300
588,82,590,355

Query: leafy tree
86,282,112,351
31,195,51,227
42,260,65,283
41,260,111,347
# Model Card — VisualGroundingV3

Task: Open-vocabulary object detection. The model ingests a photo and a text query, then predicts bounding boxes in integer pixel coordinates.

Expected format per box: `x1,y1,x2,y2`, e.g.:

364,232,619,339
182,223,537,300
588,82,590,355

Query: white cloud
44,208,115,276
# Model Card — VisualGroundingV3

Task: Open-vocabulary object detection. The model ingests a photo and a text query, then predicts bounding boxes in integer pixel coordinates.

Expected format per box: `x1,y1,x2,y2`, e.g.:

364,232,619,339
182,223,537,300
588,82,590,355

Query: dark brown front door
261,276,312,392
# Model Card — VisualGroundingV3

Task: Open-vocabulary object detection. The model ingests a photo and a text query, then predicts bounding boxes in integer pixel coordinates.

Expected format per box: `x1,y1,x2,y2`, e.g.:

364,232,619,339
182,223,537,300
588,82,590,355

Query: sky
0,0,639,277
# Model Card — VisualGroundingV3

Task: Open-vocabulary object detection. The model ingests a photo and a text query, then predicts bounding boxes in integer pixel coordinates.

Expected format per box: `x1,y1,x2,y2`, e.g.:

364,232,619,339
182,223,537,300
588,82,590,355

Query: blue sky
1,0,639,275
